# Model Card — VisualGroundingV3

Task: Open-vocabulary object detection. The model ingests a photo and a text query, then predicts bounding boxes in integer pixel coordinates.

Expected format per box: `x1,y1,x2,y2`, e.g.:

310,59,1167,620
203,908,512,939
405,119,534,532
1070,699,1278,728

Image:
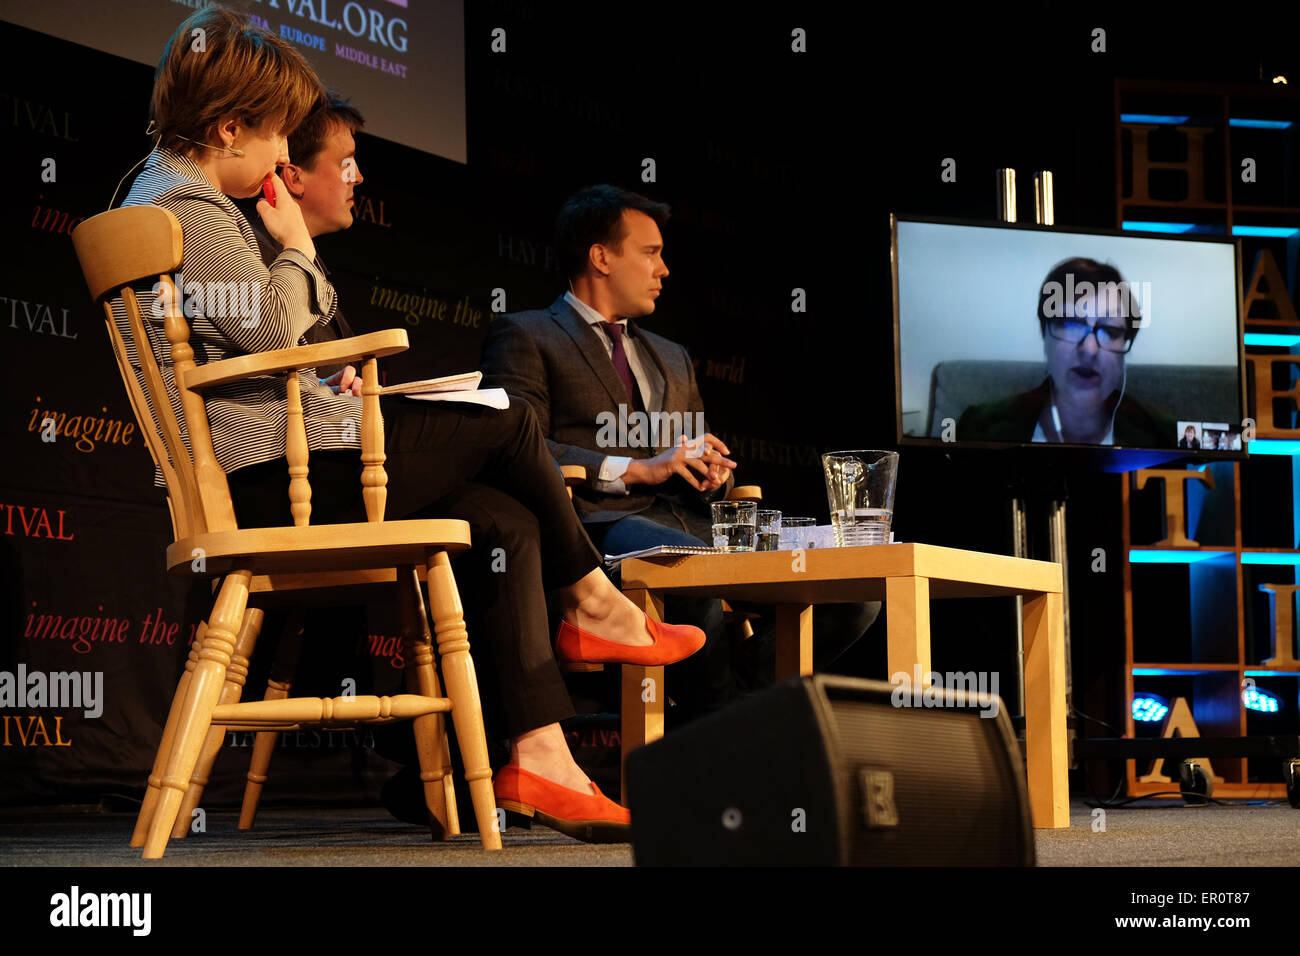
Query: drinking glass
711,500,756,551
779,516,816,550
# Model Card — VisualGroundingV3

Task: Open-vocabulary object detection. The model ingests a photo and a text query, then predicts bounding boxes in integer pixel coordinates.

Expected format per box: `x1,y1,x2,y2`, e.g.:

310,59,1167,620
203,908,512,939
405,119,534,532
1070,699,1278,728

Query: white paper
401,387,510,410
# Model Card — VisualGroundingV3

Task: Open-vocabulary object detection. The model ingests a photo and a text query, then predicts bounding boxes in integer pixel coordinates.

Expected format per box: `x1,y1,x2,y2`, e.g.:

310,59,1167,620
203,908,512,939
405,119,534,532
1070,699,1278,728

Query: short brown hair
1038,257,1141,343
555,185,671,281
151,7,323,154
289,93,365,170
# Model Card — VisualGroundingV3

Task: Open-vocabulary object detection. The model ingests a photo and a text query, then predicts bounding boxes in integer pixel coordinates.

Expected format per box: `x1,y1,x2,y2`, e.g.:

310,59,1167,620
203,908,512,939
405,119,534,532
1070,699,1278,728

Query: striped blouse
111,148,364,488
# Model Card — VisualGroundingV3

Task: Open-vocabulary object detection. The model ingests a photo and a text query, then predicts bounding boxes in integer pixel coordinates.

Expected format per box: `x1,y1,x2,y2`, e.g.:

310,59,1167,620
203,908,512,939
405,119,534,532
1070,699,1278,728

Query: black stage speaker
625,674,1034,865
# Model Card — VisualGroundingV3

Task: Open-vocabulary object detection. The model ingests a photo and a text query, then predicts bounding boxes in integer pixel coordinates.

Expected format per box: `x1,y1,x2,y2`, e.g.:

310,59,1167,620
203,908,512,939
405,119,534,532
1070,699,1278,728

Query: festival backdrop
0,2,1139,810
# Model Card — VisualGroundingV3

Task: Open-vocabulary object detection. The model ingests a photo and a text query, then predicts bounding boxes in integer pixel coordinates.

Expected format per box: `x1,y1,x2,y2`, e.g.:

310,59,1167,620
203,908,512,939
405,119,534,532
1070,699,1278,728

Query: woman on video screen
957,257,1175,446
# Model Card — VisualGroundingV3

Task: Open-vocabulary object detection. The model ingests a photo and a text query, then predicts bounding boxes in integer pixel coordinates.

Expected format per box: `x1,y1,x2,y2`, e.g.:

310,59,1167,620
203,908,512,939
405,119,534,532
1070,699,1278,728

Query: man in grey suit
482,185,878,723
483,190,735,535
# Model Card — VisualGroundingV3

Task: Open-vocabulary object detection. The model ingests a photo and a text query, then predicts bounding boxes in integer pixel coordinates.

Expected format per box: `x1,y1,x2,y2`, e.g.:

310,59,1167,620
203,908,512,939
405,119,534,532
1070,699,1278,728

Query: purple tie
602,322,638,406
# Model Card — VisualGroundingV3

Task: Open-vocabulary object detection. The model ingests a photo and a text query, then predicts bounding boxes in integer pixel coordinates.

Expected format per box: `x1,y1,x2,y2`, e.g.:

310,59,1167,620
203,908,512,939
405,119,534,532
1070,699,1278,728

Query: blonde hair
150,7,323,154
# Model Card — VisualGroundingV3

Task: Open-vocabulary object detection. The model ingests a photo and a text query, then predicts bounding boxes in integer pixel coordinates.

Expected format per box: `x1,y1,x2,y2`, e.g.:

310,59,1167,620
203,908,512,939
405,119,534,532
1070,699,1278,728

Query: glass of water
755,510,782,551
779,516,816,549
711,500,757,551
822,450,899,546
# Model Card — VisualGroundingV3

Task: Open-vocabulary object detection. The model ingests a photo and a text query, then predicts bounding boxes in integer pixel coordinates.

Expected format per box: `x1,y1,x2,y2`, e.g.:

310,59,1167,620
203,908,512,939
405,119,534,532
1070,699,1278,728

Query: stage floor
1,798,1296,866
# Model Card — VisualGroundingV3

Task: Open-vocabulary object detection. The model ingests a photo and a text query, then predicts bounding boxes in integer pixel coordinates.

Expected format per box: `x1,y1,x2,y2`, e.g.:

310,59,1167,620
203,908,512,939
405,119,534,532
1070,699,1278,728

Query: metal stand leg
1048,499,1073,717
1011,496,1029,717
1011,494,1072,720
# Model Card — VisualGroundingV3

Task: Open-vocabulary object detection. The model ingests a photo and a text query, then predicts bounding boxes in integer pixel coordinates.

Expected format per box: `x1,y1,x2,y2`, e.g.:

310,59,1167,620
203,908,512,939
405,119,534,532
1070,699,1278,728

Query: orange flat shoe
494,764,631,843
555,613,705,668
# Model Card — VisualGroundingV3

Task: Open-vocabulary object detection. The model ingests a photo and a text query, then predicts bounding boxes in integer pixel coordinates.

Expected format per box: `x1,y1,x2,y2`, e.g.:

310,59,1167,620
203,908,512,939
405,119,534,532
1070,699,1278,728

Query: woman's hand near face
256,171,316,261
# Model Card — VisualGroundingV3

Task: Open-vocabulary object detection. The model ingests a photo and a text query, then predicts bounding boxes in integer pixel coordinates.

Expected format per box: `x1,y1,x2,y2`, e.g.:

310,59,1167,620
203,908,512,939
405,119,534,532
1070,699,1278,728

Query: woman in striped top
120,8,704,838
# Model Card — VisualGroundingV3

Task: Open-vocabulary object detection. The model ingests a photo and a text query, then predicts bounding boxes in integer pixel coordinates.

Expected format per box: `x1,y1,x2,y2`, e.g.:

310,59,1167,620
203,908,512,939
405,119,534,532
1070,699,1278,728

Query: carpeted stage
3,798,1296,866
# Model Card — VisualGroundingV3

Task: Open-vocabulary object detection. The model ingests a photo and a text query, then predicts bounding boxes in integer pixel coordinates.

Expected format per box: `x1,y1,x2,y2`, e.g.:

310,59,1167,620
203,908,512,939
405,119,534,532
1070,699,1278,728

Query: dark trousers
588,503,882,721
226,397,601,738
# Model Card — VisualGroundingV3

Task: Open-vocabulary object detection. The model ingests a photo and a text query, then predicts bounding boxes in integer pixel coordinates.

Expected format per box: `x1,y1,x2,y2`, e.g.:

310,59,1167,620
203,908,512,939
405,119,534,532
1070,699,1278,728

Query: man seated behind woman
115,7,704,839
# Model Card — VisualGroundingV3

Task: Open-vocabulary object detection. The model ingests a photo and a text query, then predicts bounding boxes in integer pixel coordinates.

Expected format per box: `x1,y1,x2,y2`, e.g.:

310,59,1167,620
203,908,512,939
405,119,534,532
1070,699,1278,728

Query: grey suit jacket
481,295,730,524
114,148,363,487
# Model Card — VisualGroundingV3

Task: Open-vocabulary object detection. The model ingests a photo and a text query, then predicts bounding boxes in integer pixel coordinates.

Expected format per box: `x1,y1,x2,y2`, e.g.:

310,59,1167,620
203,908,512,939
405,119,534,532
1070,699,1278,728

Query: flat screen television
892,215,1246,458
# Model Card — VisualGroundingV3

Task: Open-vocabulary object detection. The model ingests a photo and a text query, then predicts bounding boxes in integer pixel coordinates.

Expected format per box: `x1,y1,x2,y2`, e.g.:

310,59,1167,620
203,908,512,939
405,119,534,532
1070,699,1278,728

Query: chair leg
425,552,501,850
237,679,290,830
143,570,251,860
399,566,455,839
437,688,460,836
238,611,304,830
172,607,264,839
131,619,206,848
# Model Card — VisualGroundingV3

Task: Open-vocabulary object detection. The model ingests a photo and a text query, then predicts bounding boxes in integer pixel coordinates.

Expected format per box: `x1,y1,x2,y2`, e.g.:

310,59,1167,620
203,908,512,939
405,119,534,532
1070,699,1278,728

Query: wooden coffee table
618,542,1068,829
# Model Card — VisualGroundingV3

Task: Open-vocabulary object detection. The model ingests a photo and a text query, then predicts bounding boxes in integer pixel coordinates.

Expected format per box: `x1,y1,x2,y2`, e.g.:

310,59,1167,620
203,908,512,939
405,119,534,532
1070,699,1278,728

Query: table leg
885,576,931,682
620,589,666,798
1023,590,1069,829
774,604,813,679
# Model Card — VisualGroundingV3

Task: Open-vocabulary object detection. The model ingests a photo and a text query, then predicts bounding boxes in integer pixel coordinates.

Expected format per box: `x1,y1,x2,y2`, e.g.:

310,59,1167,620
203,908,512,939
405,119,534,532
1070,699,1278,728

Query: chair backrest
560,465,586,500
71,205,239,541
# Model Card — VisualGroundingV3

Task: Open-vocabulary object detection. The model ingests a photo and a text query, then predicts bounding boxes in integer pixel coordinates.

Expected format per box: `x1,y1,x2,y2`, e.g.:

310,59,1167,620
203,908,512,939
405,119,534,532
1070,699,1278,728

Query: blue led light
1133,696,1170,722
1241,552,1300,565
1229,118,1294,129
1233,225,1300,238
1244,333,1300,346
1120,114,1191,125
1120,222,1300,237
1121,221,1200,234
1247,441,1300,456
1242,685,1281,713
1118,115,1293,129
1129,549,1233,563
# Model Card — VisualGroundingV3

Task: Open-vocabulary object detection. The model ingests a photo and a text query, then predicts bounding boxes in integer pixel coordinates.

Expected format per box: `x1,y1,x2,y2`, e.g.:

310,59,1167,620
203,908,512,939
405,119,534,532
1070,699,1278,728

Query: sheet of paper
401,387,510,410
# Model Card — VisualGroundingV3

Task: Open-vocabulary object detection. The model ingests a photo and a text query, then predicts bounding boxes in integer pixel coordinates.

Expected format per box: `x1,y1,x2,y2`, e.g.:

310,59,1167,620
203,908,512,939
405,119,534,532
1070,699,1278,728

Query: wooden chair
71,205,500,858
561,465,587,497
726,485,762,503
230,456,594,832
232,465,595,832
